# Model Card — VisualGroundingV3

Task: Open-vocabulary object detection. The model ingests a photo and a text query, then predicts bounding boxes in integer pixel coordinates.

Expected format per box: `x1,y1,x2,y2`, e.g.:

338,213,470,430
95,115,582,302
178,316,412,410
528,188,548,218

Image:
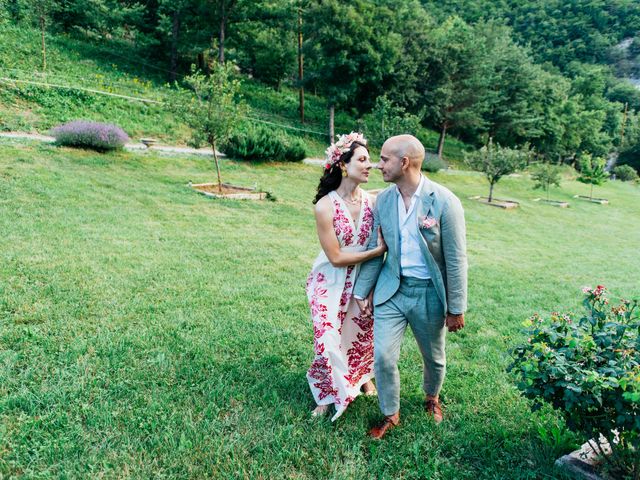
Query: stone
555,437,611,480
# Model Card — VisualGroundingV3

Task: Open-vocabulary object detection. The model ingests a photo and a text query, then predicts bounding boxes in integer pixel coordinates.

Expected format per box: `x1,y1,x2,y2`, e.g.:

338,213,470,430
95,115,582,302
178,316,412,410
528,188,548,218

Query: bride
306,132,386,421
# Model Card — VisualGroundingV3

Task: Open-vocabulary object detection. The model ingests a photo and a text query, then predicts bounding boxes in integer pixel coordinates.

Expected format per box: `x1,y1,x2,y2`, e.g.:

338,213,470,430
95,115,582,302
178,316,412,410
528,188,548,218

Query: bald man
353,135,467,439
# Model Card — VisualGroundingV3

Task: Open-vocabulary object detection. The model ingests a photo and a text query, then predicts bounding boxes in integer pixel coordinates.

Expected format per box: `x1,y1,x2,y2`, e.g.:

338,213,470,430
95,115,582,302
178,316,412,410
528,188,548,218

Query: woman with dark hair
306,132,386,420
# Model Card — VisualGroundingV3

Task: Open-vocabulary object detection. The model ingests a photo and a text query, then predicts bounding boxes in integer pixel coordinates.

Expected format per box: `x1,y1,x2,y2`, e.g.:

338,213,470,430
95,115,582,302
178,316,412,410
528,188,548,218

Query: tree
36,0,50,71
171,63,245,192
47,0,146,39
419,17,491,159
304,0,401,141
421,0,640,69
234,6,296,90
606,80,640,112
212,0,237,63
518,69,571,162
464,139,529,202
156,0,194,82
577,154,608,200
525,68,617,165
360,95,423,148
154,0,248,77
566,63,618,155
476,22,547,148
296,0,305,123
3,0,22,22
373,0,434,111
531,163,563,201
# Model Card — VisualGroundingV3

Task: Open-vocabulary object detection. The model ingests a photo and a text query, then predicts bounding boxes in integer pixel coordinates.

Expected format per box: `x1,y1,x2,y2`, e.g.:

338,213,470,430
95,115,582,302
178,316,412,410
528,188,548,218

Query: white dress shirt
397,176,431,279
353,177,431,301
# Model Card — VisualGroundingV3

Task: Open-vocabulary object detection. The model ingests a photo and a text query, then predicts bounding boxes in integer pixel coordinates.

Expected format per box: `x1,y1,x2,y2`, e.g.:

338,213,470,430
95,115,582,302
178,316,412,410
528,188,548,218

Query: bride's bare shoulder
314,194,333,216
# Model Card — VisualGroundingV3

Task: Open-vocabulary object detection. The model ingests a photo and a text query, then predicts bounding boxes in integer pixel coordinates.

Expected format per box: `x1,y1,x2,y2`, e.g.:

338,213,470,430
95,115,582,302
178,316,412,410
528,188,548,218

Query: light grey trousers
374,276,447,415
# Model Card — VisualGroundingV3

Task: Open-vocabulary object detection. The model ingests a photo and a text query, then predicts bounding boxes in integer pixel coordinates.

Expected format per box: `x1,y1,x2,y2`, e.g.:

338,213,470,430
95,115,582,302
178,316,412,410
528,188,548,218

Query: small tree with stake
171,63,245,193
464,138,529,203
531,163,562,201
577,154,608,201
23,0,53,71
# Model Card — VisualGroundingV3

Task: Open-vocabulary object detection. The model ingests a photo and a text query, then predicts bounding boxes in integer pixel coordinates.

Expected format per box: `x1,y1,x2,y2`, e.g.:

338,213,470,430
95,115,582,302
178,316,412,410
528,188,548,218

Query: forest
3,0,640,170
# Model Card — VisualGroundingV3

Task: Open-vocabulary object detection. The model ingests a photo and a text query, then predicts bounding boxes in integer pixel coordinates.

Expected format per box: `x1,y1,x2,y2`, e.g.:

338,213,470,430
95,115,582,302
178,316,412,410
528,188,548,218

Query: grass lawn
1,139,639,478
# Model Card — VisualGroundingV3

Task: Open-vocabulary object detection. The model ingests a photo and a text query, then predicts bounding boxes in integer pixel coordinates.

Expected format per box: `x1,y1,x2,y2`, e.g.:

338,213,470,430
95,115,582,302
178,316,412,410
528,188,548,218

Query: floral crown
324,132,367,170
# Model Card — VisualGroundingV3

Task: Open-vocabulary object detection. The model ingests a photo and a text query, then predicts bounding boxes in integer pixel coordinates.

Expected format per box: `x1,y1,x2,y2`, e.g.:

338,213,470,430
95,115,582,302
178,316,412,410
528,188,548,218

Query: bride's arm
315,197,386,268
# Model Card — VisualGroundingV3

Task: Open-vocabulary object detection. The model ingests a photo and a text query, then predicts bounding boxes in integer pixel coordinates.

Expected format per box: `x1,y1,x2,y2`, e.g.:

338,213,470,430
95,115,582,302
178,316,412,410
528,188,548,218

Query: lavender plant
51,120,129,151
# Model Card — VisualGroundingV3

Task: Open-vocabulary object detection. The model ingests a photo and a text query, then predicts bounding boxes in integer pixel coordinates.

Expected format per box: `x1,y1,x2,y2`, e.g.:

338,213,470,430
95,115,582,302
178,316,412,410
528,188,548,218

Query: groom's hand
356,297,373,318
446,313,465,332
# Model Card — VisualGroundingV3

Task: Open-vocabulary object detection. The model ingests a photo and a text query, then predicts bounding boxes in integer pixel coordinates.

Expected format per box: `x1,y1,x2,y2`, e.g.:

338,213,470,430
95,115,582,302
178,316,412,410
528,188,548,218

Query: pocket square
420,216,438,229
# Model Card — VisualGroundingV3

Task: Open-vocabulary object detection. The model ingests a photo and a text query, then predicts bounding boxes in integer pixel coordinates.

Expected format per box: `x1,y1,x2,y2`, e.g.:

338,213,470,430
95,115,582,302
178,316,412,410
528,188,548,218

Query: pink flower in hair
324,132,367,170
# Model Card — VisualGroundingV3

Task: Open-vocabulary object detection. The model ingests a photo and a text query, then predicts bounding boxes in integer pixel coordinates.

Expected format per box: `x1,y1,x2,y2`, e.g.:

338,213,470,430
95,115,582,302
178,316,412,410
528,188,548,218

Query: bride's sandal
311,404,330,418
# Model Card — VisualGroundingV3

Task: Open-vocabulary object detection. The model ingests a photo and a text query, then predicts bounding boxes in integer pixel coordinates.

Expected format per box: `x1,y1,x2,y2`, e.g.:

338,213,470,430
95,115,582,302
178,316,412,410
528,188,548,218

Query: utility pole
218,1,225,63
297,4,305,124
329,104,334,143
620,102,628,148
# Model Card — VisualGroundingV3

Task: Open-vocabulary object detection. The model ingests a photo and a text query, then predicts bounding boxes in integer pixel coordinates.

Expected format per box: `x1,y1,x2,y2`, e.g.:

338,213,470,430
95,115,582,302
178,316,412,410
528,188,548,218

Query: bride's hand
375,226,387,254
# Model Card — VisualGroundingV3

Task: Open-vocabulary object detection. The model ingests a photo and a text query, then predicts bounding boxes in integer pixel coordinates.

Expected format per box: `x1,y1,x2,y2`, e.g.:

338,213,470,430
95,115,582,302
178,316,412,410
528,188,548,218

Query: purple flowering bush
51,121,129,151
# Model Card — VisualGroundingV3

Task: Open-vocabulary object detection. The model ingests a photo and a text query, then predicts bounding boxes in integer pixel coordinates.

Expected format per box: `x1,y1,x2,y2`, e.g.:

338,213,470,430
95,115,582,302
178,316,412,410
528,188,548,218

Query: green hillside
0,25,470,160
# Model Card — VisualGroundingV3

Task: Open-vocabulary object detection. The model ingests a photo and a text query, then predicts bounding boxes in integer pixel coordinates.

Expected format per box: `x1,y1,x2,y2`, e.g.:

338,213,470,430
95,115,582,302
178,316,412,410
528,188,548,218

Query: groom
354,134,467,439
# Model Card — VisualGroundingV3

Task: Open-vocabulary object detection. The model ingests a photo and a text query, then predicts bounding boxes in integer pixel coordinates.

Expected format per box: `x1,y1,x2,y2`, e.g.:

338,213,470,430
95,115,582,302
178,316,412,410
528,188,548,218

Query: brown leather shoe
425,398,444,424
368,415,400,440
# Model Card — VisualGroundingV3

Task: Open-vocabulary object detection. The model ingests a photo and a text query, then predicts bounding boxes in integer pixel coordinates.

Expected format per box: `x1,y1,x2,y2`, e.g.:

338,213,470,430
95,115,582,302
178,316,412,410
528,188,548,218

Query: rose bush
509,286,639,477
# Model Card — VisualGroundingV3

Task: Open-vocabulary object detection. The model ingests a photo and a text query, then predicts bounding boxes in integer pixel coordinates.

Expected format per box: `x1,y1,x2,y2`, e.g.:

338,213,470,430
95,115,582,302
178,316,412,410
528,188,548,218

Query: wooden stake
40,14,46,72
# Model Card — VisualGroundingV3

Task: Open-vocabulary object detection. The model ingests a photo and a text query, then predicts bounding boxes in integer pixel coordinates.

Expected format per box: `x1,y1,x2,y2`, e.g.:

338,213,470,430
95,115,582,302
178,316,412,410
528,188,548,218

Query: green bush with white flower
509,286,640,477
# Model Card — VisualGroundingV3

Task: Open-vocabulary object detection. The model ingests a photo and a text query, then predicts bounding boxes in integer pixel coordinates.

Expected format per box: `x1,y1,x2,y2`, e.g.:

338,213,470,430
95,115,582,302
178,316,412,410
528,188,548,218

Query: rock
555,437,611,480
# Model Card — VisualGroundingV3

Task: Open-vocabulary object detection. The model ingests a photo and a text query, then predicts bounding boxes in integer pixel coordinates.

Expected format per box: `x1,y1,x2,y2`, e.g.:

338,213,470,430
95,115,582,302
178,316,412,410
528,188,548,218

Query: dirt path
1,132,334,164
0,131,223,157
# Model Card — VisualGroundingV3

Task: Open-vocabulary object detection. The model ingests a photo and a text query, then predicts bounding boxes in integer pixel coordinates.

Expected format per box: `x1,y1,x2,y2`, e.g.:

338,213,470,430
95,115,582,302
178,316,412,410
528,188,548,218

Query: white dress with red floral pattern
306,190,375,421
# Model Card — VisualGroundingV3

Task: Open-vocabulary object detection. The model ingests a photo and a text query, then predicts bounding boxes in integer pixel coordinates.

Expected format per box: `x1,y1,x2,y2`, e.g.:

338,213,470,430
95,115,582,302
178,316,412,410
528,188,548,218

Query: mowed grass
0,139,639,479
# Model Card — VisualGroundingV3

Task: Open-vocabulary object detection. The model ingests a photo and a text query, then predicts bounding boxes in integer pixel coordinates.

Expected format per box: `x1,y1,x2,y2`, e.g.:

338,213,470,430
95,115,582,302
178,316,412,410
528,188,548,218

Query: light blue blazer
353,176,468,315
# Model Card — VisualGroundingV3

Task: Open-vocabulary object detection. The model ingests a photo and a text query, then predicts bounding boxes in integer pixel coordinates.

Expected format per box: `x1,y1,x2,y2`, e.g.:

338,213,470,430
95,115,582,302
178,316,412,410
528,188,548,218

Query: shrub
613,164,639,182
223,126,307,162
283,137,307,163
51,120,129,151
509,286,640,478
422,155,447,173
618,142,640,173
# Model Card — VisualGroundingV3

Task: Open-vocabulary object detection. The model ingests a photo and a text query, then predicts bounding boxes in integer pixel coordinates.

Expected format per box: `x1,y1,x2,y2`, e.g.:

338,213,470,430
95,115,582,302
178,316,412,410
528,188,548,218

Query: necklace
337,189,361,205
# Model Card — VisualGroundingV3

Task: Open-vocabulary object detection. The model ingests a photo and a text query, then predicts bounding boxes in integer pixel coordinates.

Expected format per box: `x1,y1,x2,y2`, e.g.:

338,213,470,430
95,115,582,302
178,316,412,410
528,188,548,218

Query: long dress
305,190,375,421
